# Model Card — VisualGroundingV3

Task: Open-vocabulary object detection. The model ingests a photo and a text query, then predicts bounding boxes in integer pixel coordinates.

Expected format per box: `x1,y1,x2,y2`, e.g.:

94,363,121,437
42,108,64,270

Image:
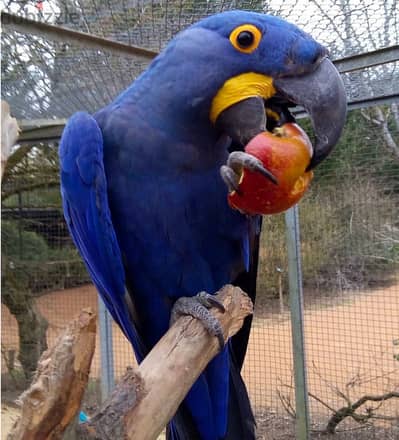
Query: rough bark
7,309,97,440
77,284,253,440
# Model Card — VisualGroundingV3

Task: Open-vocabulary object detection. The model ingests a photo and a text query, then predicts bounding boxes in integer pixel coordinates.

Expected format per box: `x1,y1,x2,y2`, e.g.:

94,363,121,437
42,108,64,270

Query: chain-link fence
2,0,398,438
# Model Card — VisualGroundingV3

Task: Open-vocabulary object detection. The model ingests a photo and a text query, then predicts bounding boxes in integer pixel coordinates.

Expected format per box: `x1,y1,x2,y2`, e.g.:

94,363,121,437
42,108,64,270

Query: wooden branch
326,391,399,434
8,309,97,440
78,284,253,440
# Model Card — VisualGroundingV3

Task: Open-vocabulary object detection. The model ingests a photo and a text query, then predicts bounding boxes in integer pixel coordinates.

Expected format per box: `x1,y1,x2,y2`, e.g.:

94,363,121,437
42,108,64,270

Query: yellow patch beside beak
210,72,276,124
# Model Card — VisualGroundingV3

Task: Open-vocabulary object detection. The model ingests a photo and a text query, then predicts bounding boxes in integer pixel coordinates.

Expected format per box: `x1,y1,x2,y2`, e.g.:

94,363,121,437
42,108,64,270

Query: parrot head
142,10,346,170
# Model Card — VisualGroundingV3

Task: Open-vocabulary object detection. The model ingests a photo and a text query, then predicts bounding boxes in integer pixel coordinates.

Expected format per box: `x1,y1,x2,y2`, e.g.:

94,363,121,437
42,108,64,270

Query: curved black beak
215,58,347,170
274,58,347,170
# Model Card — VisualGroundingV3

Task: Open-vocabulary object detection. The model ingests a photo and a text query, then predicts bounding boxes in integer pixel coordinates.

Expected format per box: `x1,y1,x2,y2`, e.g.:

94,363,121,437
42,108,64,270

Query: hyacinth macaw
59,10,346,440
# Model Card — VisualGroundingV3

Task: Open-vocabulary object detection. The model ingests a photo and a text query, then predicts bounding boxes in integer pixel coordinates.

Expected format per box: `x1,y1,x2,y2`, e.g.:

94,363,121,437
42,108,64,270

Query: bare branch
279,362,399,435
360,106,399,161
392,102,399,131
326,391,399,434
372,107,399,161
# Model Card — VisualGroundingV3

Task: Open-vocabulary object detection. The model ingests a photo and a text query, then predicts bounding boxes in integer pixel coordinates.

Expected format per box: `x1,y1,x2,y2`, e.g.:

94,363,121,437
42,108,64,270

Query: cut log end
8,309,97,440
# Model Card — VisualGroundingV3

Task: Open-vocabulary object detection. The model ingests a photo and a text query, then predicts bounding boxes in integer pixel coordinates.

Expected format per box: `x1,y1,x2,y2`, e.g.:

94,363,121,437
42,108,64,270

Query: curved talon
254,163,279,185
228,151,278,185
197,291,226,313
220,165,242,194
170,292,225,350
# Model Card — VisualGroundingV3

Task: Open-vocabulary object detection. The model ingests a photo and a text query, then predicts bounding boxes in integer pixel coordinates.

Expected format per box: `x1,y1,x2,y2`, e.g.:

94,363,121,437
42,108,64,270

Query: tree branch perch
8,285,252,440
78,284,253,440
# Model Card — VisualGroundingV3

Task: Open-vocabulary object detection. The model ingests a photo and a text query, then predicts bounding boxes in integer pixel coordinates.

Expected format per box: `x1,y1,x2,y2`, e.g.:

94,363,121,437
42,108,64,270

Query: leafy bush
2,221,49,261
2,221,90,293
257,175,398,299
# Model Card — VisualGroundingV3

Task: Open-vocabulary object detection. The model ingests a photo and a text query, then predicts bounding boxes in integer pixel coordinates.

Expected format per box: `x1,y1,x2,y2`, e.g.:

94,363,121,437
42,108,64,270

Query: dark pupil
237,31,254,48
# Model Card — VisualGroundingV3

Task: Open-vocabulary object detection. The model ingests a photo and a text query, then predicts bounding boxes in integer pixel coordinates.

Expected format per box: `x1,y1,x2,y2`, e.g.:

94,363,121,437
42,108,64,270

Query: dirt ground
2,282,398,438
255,408,399,439
1,404,20,440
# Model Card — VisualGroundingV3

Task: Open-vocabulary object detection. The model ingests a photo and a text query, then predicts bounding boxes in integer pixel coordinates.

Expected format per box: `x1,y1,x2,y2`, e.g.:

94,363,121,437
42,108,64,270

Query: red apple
228,123,314,215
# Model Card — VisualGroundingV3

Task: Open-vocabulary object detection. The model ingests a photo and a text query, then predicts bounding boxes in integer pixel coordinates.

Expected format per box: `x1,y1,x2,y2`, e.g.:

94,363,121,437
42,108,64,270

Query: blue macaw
59,10,346,440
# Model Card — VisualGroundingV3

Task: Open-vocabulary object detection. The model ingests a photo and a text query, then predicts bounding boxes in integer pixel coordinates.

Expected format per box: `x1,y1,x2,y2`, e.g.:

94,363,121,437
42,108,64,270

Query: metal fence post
285,205,310,439
98,296,115,402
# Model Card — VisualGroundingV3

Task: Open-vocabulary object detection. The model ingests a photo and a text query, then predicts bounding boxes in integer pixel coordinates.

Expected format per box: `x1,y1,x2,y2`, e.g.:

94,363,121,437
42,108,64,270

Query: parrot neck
104,71,229,173
119,79,220,150
113,43,226,149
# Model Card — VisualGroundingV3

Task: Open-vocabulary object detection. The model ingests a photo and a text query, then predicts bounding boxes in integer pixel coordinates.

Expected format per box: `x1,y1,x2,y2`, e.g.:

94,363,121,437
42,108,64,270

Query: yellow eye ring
229,24,262,54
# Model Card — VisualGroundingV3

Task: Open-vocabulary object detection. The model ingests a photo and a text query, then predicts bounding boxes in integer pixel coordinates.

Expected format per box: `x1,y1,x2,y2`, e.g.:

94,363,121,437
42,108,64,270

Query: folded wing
59,112,144,360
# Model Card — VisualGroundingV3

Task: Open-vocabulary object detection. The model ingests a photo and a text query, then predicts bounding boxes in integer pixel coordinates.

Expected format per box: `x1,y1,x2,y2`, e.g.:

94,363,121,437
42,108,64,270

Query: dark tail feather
166,350,255,440
224,346,256,440
166,403,201,440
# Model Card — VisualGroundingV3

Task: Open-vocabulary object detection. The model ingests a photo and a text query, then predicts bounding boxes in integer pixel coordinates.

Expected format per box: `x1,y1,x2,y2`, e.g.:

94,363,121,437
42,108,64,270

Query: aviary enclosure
1,0,398,438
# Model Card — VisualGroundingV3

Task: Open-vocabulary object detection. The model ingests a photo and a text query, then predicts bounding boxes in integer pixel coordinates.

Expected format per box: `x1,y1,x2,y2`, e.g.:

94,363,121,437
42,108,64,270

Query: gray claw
220,165,242,194
228,151,278,185
170,292,225,350
197,291,226,313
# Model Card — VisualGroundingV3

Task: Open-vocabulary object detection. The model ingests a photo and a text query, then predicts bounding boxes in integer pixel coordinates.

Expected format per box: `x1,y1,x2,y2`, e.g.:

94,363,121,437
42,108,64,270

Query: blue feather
60,10,327,439
60,112,145,360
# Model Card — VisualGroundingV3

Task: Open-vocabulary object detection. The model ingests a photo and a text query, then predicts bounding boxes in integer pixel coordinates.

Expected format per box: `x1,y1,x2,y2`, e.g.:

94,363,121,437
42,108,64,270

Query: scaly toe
170,292,225,350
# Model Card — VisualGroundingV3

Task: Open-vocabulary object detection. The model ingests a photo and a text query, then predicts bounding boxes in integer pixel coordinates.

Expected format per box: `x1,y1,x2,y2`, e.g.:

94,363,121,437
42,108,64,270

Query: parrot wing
59,111,144,359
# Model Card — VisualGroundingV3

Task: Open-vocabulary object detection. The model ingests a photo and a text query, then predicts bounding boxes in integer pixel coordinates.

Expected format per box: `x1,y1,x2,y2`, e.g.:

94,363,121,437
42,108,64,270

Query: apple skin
228,123,314,215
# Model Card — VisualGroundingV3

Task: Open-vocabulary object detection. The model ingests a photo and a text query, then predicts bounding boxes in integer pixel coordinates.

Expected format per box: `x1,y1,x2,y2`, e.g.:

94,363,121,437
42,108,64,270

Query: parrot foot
170,292,226,350
220,151,278,194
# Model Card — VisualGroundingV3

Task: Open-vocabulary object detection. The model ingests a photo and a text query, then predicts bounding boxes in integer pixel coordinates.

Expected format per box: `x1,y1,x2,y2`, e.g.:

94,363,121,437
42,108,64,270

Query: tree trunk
2,260,48,383
7,309,96,440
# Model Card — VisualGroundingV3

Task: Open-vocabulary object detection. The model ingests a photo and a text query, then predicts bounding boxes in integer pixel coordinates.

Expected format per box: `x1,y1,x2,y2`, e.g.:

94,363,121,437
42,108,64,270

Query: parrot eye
237,31,254,48
230,24,262,54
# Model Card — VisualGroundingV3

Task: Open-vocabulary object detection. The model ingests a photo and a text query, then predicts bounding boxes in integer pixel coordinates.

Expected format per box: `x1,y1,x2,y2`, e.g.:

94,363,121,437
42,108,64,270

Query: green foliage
3,187,62,208
256,214,287,299
258,177,398,298
2,221,49,261
2,220,90,294
2,141,90,293
1,362,29,391
299,108,399,193
1,143,60,203
256,190,343,298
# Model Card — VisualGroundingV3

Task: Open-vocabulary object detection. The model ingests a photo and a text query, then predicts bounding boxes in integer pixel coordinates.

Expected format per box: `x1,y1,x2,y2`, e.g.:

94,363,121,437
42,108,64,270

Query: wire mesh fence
244,108,399,435
2,106,398,438
1,0,399,438
1,0,398,119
